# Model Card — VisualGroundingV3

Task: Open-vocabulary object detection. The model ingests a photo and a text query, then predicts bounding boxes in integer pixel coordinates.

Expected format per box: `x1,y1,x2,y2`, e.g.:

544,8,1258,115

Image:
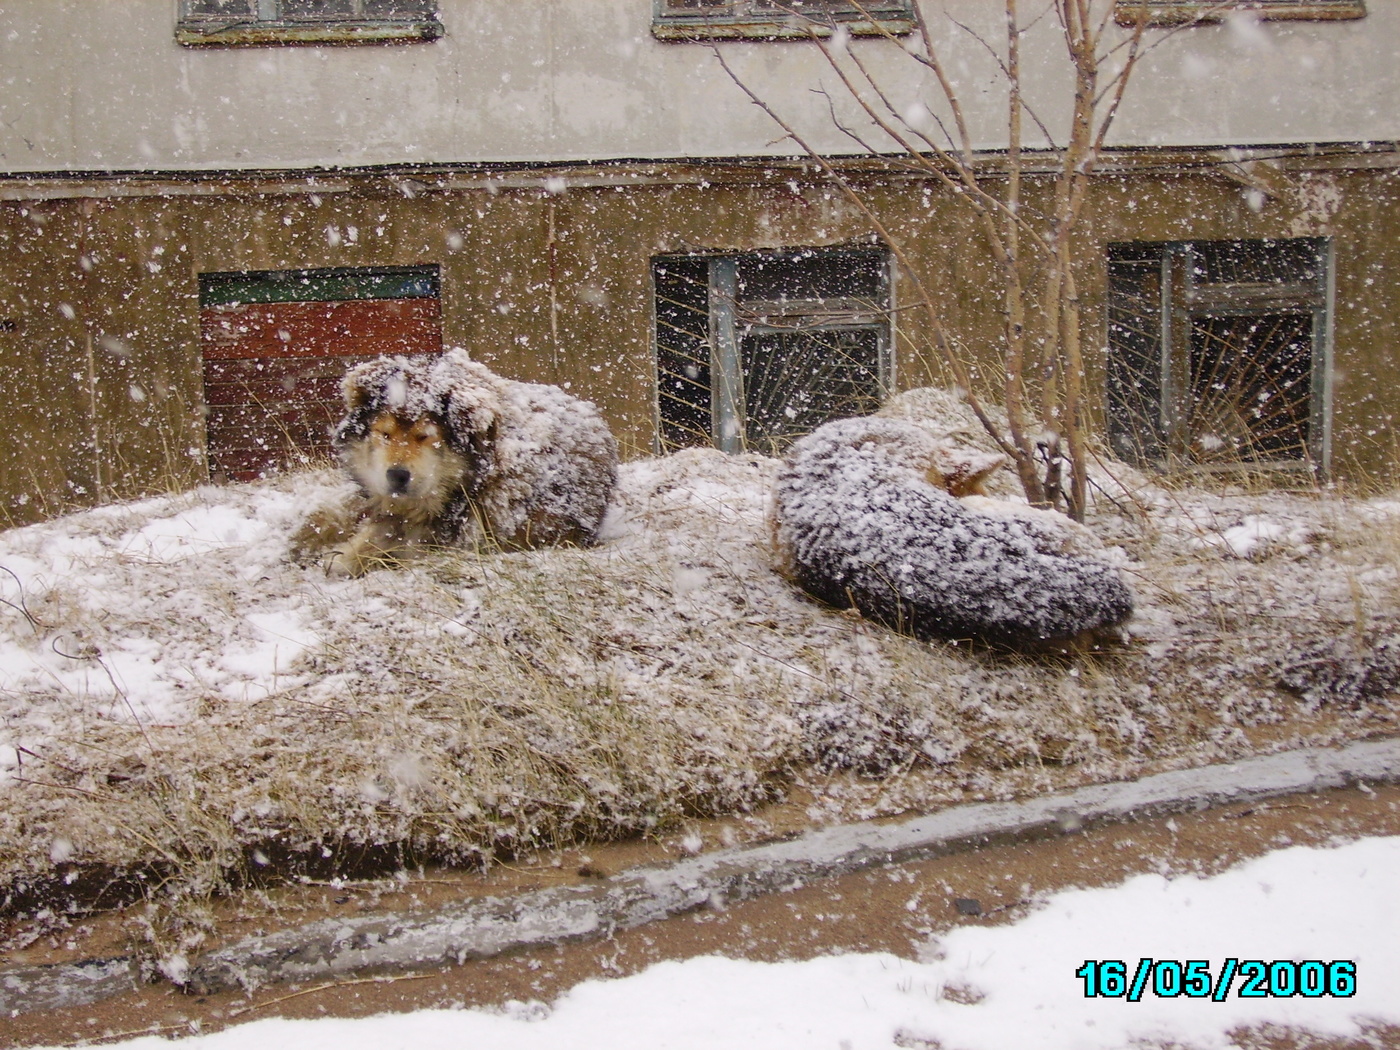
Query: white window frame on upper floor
176,0,443,47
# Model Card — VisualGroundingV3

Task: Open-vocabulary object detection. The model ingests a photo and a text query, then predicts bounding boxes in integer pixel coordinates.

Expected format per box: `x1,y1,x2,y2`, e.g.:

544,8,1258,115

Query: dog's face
334,354,501,515
342,408,470,505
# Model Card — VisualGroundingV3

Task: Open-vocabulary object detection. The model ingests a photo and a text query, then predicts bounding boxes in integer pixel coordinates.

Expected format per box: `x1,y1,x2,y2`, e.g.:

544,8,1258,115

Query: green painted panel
199,265,440,306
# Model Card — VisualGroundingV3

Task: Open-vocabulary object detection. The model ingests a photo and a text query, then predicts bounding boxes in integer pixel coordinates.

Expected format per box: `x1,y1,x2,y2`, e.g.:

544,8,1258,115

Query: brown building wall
1,160,1397,525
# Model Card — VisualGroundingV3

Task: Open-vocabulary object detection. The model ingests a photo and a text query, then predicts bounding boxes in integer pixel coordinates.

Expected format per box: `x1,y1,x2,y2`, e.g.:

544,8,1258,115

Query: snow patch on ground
29,836,1398,1050
0,481,338,724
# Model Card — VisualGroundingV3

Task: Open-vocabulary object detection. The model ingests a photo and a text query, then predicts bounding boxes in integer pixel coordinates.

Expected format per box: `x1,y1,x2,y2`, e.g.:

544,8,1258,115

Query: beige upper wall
0,1,1395,173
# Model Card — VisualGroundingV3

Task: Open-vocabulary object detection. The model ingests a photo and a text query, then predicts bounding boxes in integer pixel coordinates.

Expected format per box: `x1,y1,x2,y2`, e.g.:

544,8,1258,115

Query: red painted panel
200,298,442,360
203,355,384,407
200,297,443,481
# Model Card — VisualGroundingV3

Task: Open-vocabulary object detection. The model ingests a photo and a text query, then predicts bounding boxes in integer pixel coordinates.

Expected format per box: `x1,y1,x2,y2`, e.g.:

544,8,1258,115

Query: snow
0,481,329,729
30,835,1399,1050
1190,514,1314,560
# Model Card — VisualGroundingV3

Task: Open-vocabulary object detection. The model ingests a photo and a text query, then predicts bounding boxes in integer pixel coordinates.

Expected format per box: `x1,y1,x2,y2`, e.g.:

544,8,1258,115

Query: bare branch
813,22,1054,258
709,43,1019,460
943,9,1060,150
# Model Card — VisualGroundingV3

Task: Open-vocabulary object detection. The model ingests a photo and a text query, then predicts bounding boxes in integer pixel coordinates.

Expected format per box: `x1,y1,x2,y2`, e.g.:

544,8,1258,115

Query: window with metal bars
1106,238,1331,476
652,0,915,39
652,247,893,456
1114,0,1364,26
177,0,441,46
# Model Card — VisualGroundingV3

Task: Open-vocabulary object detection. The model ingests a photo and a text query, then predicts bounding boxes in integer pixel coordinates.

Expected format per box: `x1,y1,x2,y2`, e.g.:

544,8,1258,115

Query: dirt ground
4,780,1400,1050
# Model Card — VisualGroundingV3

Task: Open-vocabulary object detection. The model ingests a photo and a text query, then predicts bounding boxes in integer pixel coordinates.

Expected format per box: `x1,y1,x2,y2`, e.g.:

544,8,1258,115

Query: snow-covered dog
300,349,617,576
769,417,1132,647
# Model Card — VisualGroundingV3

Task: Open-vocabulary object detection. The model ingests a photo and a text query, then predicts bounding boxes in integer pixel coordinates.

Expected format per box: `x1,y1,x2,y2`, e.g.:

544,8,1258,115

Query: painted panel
200,297,443,479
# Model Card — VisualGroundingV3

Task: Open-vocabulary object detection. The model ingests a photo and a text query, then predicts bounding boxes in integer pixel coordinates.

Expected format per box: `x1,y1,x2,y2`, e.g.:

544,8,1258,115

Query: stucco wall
2,159,1398,523
0,0,1396,173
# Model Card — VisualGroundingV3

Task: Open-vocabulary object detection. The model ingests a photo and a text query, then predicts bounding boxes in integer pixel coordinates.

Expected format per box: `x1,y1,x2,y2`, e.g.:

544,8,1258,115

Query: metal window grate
1106,238,1331,476
652,248,893,456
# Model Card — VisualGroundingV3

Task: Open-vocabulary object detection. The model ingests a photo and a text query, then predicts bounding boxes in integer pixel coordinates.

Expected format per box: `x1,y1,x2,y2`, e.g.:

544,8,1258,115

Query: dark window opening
653,247,893,456
1106,238,1330,475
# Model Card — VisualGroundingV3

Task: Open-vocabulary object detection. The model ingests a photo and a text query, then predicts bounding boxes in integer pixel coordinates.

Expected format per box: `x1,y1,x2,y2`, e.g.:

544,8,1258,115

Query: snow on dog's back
770,417,1133,647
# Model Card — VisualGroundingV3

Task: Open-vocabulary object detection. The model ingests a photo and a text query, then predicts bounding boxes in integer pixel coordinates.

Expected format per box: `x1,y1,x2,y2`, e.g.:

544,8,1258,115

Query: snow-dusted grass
2,432,1399,952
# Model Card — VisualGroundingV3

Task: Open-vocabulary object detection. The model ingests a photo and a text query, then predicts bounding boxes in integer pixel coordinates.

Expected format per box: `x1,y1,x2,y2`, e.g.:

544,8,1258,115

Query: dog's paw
289,502,359,566
325,530,406,577
322,546,363,578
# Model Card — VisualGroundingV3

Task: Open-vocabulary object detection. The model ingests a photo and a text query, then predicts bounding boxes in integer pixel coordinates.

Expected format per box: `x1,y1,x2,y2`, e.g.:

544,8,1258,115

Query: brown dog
297,349,618,576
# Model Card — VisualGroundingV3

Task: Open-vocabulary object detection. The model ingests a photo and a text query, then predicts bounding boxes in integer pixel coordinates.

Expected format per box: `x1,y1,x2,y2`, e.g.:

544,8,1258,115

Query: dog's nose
385,466,412,494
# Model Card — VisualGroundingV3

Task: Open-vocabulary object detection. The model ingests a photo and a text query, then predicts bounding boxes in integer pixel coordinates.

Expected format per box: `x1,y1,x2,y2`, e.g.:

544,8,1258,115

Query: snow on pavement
35,835,1398,1050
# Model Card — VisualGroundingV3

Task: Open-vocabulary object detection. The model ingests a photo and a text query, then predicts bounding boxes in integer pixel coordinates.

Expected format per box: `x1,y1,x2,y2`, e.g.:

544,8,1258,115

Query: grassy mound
2,437,1399,954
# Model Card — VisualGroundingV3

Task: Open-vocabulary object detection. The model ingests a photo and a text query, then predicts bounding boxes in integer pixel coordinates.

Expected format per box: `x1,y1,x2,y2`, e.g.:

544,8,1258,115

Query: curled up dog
294,348,618,576
769,417,1133,648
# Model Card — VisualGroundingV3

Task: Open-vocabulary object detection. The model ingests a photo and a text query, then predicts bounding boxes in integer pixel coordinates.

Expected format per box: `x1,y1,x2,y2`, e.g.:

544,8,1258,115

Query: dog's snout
385,466,412,494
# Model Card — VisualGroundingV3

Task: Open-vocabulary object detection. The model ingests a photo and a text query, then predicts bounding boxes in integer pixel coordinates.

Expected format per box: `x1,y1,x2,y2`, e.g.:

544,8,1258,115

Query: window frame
1114,0,1365,27
176,0,443,48
652,246,896,456
1105,238,1334,477
651,0,916,41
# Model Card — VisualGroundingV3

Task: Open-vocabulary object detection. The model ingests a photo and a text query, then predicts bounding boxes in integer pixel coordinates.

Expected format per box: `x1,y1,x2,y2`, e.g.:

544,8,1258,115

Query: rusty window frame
1114,0,1365,26
652,0,915,40
176,0,442,47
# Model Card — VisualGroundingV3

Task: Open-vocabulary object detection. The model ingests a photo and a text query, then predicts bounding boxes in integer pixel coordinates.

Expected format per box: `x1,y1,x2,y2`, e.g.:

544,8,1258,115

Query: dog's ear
936,447,1008,498
333,363,383,445
440,383,499,486
341,362,381,413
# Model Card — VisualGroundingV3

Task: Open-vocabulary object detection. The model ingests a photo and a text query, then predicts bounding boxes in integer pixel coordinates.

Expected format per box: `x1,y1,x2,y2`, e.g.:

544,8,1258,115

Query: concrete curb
5,735,1400,1015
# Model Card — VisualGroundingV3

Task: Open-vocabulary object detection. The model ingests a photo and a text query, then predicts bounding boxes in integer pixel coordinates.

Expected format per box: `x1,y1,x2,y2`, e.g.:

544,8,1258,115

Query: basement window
1115,1,1365,26
177,0,442,47
652,247,893,456
1106,238,1332,476
652,0,916,40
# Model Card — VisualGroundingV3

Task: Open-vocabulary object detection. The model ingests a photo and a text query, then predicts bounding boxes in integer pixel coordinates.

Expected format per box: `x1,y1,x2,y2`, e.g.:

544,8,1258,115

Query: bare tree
714,0,1150,519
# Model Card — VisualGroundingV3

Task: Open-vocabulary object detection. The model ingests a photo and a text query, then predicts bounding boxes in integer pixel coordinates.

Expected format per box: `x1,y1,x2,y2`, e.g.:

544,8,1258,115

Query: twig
226,970,442,1017
0,564,43,634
